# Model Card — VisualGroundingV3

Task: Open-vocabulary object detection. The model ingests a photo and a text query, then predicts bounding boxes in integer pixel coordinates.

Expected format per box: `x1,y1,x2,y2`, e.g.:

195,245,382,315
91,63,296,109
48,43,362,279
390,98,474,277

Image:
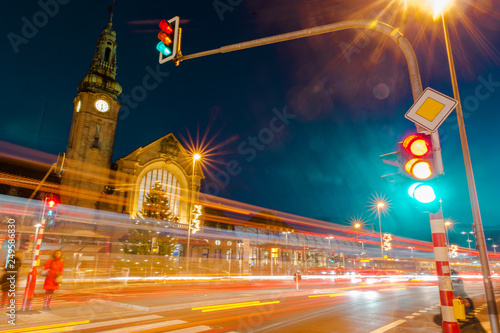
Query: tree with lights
122,229,177,256
143,182,174,221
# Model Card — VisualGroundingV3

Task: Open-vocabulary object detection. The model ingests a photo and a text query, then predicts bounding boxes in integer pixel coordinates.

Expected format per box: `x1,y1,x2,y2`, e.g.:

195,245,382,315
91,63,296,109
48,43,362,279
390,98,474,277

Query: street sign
405,87,457,132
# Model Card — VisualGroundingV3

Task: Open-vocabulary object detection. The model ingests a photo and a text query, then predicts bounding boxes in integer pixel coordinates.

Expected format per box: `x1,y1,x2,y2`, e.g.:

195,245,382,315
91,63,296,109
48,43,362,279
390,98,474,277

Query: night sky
1,0,499,246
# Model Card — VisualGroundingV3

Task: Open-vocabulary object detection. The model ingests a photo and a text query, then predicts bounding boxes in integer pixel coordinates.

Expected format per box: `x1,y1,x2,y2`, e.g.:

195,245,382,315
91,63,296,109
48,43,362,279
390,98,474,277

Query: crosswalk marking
167,326,212,333
412,313,421,316
100,320,187,333
72,315,164,331
405,316,414,319
370,320,407,333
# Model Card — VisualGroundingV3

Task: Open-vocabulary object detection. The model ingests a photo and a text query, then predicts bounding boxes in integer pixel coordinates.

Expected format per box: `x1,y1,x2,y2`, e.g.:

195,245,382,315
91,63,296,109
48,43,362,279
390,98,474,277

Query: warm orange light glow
409,139,429,156
432,0,452,18
377,202,384,209
193,153,201,161
400,0,453,19
354,223,361,229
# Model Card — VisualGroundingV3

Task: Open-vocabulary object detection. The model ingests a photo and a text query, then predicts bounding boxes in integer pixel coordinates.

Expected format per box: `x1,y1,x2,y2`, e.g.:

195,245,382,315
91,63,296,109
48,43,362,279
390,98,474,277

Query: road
4,277,493,332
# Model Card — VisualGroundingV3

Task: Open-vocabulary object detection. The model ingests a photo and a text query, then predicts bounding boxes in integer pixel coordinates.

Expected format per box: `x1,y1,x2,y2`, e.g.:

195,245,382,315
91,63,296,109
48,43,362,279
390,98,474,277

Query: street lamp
461,231,474,251
444,219,452,245
408,246,414,258
487,238,498,254
417,0,500,330
369,195,390,258
186,153,201,272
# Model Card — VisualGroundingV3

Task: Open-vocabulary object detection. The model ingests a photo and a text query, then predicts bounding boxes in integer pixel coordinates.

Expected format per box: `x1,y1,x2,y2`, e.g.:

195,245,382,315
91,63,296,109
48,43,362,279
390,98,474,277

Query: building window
138,169,180,220
202,248,209,259
214,249,221,258
104,47,111,62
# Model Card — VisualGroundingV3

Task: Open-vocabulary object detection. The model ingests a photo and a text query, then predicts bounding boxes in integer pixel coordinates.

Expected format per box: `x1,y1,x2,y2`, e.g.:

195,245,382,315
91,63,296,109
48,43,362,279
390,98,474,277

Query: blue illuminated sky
1,0,499,246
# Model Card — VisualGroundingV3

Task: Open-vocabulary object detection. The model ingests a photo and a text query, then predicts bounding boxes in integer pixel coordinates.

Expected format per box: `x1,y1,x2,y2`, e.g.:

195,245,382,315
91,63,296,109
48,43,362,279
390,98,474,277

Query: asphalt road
4,277,494,332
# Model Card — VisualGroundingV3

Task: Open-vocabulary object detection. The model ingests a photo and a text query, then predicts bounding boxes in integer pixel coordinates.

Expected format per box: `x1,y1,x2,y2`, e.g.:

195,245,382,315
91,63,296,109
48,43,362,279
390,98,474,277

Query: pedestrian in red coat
42,250,63,310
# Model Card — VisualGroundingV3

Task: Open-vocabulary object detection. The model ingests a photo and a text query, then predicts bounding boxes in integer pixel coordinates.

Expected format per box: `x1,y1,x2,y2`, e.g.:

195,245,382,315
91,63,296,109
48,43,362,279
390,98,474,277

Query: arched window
137,169,181,219
104,47,111,62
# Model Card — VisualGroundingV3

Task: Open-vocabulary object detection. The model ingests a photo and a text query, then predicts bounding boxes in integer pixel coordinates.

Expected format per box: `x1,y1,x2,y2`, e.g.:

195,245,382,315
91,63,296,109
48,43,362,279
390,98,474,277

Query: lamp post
186,153,201,272
444,220,452,246
431,1,500,330
408,246,414,258
487,238,497,254
377,202,385,258
461,231,474,251
359,241,365,254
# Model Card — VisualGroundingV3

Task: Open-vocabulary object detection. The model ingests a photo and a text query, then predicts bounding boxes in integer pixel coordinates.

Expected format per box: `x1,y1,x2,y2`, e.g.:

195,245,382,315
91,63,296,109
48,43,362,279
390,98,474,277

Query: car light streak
0,320,89,333
193,300,280,312
308,293,346,298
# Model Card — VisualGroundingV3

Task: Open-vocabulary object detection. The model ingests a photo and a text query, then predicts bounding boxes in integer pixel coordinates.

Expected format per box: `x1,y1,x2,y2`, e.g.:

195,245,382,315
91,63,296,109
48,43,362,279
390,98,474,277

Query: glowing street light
408,246,414,258
369,194,391,258
186,153,202,271
444,218,455,249
429,0,500,329
399,1,500,327
487,238,498,254
461,231,474,251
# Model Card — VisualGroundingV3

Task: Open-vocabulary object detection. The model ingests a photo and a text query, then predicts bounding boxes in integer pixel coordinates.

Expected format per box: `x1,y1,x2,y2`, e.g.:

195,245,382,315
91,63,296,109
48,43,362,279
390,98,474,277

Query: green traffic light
408,183,436,203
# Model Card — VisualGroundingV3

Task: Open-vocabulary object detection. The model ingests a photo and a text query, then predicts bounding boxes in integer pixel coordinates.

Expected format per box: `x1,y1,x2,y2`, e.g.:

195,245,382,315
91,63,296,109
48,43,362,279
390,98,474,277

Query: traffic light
397,133,439,210
156,17,181,64
398,134,435,181
45,195,58,229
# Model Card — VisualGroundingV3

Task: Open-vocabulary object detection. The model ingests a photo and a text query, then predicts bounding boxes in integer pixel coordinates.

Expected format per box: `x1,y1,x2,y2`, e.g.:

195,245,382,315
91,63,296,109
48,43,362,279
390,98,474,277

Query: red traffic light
156,17,181,64
398,134,435,180
402,134,431,157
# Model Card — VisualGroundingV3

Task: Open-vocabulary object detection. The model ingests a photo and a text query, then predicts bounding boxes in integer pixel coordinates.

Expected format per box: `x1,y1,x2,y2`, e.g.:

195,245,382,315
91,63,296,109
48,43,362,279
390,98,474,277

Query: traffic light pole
169,18,459,332
22,198,48,311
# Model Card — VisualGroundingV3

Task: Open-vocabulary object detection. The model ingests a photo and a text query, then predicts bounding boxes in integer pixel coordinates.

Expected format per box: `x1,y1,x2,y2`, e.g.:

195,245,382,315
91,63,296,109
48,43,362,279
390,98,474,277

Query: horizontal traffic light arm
168,19,418,79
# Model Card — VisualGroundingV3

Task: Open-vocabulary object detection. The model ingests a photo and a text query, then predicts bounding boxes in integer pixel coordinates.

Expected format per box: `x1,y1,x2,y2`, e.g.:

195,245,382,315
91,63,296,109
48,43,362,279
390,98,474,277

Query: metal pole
172,18,458,330
18,164,56,250
378,209,383,258
186,158,196,272
430,204,459,332
22,199,47,311
441,13,499,332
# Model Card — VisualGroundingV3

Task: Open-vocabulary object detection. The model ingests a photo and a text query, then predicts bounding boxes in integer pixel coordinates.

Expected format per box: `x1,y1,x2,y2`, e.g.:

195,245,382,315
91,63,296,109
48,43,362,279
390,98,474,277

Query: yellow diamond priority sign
405,87,458,132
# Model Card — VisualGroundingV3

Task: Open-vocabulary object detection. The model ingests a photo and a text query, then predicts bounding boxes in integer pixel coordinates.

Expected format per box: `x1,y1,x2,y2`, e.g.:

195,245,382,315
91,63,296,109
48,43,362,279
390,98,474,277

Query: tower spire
108,0,116,27
78,4,122,100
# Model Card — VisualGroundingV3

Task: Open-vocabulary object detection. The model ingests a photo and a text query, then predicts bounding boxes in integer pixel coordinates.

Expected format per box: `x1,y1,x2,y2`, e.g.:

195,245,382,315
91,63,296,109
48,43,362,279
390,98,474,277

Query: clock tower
61,12,122,209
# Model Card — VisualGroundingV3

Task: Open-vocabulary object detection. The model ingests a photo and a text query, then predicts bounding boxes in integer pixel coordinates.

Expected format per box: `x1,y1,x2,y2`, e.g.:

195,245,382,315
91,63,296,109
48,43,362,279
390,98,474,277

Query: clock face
95,100,109,112
76,100,81,112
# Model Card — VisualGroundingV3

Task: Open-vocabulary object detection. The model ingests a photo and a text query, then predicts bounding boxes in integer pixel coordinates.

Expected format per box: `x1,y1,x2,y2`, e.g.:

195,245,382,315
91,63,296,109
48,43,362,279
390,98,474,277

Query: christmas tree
143,182,175,221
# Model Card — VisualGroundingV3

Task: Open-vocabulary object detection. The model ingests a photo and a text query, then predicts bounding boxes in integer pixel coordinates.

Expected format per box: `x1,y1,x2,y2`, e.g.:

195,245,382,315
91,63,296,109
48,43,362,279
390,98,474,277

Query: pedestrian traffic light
157,16,181,64
45,195,59,229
